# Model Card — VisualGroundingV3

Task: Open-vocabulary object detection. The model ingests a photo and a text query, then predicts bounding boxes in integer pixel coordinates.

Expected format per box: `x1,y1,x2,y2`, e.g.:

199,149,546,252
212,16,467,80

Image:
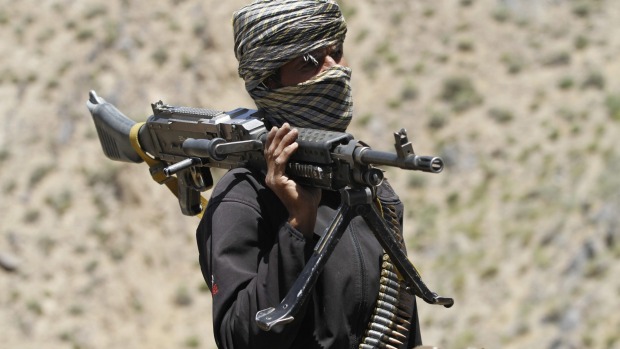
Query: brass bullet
370,314,409,333
380,276,401,290
378,287,399,303
381,268,400,281
374,307,411,325
366,329,405,346
369,322,408,339
363,336,398,349
377,299,411,319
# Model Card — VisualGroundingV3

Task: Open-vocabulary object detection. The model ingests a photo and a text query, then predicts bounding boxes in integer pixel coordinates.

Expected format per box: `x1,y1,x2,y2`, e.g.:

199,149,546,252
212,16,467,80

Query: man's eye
330,45,343,61
330,50,342,61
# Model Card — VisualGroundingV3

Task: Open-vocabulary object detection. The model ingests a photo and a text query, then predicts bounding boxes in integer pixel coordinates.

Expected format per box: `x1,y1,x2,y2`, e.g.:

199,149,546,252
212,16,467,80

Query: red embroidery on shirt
211,275,219,296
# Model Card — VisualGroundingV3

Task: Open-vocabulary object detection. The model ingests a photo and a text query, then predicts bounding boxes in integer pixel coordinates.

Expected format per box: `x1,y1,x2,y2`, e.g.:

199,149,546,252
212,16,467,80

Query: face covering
232,0,352,131
250,65,353,132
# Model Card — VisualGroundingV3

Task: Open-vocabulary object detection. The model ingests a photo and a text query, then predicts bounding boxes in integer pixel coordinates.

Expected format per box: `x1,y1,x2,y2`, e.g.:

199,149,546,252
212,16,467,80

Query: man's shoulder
207,167,268,205
218,167,263,182
213,167,265,193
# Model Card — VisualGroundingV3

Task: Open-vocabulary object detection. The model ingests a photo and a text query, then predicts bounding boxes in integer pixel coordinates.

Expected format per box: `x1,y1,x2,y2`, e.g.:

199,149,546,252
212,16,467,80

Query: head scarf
251,65,353,130
232,0,353,131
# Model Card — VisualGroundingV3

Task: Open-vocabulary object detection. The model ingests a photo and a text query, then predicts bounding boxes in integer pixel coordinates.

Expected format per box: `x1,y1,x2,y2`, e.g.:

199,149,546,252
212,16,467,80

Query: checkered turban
232,0,353,131
233,0,348,92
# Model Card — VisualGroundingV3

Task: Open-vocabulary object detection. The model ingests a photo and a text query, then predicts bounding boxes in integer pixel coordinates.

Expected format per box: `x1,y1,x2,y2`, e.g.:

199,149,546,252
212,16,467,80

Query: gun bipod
254,187,453,332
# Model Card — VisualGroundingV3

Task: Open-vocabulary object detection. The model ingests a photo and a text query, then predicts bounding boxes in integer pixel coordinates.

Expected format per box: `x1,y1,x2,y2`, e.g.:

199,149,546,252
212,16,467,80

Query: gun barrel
357,149,444,173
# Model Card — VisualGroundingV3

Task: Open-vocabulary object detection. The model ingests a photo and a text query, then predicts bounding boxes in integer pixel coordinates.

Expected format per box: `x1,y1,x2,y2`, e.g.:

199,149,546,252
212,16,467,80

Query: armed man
196,1,423,348
87,0,454,347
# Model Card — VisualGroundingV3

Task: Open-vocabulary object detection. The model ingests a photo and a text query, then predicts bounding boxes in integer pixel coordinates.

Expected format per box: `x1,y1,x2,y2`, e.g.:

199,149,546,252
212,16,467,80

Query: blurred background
1,0,619,348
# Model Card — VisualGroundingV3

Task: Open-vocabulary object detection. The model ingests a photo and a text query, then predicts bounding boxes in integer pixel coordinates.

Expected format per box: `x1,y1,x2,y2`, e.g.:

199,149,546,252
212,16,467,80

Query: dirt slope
1,0,619,348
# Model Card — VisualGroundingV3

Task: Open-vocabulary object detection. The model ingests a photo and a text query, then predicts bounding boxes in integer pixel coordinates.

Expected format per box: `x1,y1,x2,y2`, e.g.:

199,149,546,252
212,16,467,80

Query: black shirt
196,167,422,348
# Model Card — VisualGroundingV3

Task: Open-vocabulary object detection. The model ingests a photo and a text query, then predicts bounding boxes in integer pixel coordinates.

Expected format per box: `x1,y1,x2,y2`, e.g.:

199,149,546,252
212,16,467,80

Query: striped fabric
232,0,353,131
251,65,353,131
233,0,347,91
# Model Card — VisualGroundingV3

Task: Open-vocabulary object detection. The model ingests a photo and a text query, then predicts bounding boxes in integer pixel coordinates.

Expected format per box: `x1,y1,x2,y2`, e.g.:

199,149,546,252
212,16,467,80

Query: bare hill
1,0,619,348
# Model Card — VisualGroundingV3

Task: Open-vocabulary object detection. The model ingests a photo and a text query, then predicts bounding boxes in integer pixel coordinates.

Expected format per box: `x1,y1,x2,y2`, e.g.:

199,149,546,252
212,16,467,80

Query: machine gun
86,90,453,331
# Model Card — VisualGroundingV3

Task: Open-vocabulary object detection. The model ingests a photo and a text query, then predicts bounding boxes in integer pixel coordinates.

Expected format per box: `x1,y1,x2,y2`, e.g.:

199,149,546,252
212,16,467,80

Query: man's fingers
276,142,298,165
281,127,298,146
266,123,298,161
265,126,278,148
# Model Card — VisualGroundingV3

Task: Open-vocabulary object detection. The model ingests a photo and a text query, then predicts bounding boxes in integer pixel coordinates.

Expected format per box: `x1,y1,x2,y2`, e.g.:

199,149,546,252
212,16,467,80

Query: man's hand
264,123,321,238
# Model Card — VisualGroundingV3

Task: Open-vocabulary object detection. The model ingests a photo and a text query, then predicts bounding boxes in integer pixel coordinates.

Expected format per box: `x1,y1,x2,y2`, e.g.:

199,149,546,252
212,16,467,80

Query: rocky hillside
1,0,619,348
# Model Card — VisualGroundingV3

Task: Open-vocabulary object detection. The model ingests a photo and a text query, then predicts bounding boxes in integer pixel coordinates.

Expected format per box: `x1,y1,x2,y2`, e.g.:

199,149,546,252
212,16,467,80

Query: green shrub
340,2,357,19
423,8,435,18
572,2,592,18
427,110,448,131
457,39,475,52
185,336,201,348
84,4,107,19
557,76,575,90
387,99,401,110
542,51,571,67
361,57,379,78
401,81,419,101
0,10,9,25
500,53,525,74
574,35,589,50
152,47,169,67
492,7,511,23
103,20,119,48
174,286,193,307
354,28,369,43
0,149,9,163
2,180,16,195
606,94,620,121
356,112,372,127
45,189,73,216
581,71,605,90
29,164,55,186
23,209,40,223
76,28,95,42
439,76,483,113
488,108,514,123
375,42,398,65
27,300,43,316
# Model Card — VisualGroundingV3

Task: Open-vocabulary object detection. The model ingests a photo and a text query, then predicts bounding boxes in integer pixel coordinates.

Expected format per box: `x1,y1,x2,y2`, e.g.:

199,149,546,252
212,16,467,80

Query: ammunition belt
359,203,414,349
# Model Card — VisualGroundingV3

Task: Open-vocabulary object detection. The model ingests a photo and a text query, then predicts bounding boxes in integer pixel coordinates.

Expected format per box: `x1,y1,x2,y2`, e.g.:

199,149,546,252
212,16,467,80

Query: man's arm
197,170,315,349
263,123,321,238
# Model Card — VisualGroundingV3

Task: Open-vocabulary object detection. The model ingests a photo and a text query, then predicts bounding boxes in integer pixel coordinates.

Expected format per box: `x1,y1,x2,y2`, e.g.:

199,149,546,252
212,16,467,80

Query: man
196,1,423,348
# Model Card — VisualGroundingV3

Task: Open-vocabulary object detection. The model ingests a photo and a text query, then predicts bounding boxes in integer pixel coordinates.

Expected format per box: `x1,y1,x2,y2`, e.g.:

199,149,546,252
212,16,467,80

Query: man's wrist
288,214,316,239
